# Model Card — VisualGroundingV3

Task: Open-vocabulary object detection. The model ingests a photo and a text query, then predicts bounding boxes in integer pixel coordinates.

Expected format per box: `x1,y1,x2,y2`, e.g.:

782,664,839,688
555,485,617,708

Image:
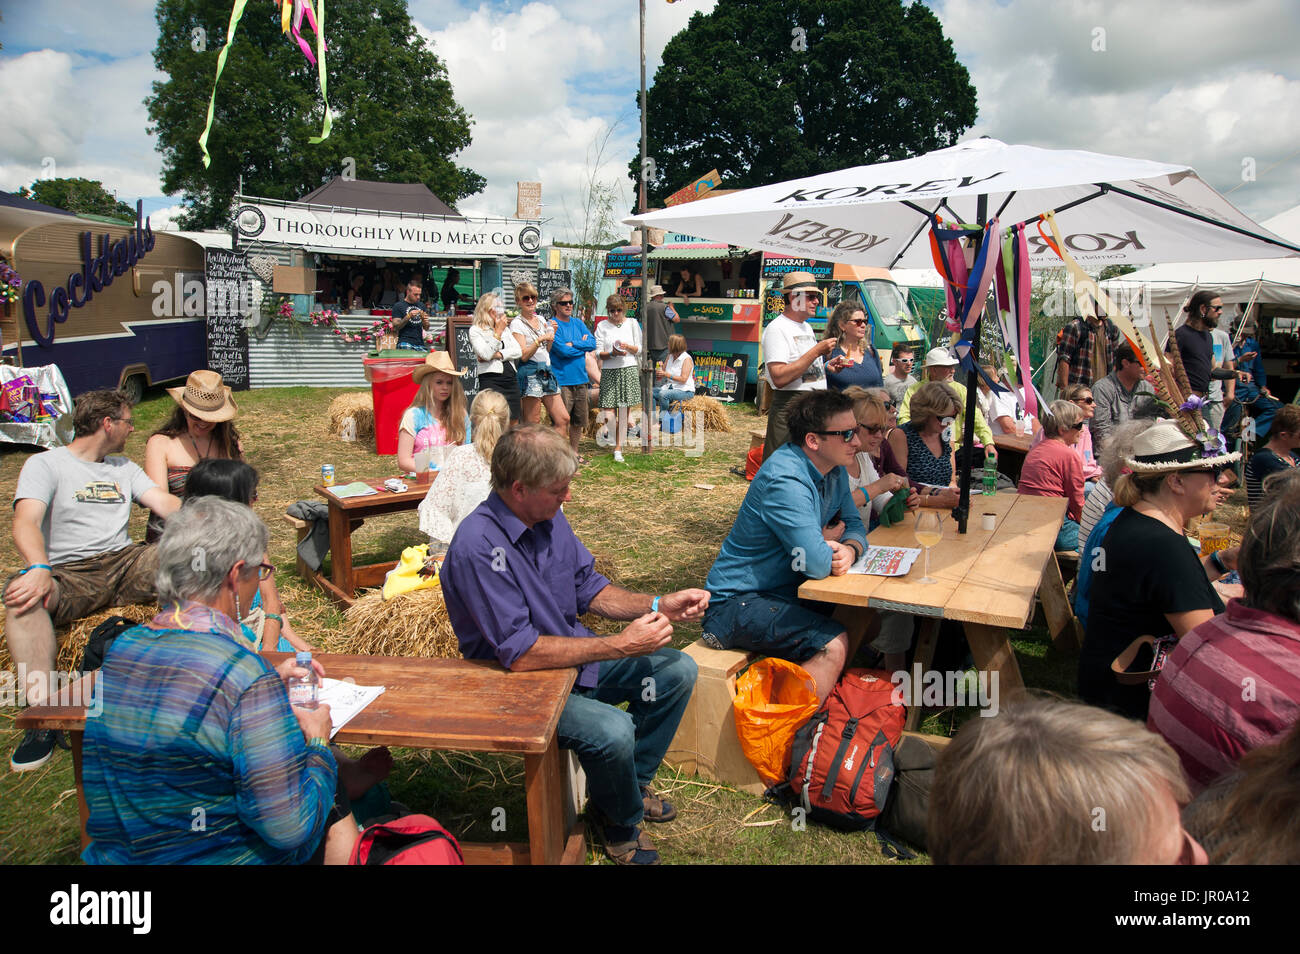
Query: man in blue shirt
547,287,598,460
703,390,868,702
440,425,708,865
1227,316,1282,441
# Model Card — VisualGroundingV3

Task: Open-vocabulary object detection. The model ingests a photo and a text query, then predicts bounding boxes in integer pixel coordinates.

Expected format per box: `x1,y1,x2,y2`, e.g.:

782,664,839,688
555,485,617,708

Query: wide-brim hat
649,284,667,297
412,350,466,383
167,370,237,422
782,271,822,296
924,347,959,368
1125,420,1240,474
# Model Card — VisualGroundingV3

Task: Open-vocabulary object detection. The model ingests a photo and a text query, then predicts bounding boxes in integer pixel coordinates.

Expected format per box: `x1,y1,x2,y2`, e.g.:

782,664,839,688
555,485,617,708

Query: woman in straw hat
1079,419,1241,720
419,389,510,552
397,351,470,475
145,369,243,543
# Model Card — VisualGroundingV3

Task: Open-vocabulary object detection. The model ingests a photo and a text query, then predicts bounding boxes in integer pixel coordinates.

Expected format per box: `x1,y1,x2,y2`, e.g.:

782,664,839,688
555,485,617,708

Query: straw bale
680,396,733,432
0,603,157,675
328,392,376,441
328,585,461,659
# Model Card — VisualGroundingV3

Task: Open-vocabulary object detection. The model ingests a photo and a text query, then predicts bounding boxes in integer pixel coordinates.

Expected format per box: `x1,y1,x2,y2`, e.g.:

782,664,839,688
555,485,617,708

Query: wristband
264,613,283,625
1209,550,1227,574
19,564,53,575
651,596,661,613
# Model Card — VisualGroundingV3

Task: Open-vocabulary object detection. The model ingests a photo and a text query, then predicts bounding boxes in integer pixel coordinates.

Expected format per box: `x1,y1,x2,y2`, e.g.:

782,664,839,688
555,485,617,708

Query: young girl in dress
396,351,470,474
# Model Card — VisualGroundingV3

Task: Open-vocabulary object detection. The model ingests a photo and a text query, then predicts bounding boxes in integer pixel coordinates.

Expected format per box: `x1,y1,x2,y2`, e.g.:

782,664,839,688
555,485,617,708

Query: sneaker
613,450,625,463
10,728,59,772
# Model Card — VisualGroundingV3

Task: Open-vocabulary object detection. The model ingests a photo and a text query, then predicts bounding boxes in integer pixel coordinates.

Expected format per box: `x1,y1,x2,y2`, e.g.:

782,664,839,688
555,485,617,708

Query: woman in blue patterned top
887,381,960,497
82,498,356,864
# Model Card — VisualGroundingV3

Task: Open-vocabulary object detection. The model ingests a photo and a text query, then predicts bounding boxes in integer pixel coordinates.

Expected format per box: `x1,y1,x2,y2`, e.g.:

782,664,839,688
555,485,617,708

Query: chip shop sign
233,201,542,257
23,200,157,348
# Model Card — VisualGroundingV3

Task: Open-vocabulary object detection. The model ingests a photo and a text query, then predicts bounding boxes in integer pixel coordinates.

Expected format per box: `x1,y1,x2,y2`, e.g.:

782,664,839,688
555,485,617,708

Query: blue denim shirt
705,443,867,602
550,316,597,386
1234,335,1267,390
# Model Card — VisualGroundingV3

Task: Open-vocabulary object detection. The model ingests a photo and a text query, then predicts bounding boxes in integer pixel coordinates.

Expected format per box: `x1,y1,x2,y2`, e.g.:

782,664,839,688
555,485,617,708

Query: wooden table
17,654,583,865
992,432,1034,483
306,477,431,608
799,493,1073,728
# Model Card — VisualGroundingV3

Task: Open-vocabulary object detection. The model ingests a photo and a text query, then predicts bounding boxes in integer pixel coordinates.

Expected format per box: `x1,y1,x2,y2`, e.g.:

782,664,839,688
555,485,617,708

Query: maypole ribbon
198,0,330,169
993,222,1041,419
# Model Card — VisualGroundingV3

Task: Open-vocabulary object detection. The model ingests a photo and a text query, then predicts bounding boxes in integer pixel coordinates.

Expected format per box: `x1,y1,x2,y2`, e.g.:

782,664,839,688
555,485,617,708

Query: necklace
189,431,213,460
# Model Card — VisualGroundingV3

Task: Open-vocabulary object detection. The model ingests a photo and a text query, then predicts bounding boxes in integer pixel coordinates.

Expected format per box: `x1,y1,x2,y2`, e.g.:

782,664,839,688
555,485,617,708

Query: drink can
322,464,335,487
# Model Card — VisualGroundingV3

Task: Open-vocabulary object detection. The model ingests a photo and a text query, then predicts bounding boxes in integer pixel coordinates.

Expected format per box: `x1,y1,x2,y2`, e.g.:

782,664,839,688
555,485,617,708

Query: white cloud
148,204,189,230
0,51,82,165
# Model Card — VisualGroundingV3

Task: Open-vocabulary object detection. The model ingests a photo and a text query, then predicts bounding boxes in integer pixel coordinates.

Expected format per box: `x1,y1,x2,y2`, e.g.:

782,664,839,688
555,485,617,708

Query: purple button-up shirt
441,492,611,688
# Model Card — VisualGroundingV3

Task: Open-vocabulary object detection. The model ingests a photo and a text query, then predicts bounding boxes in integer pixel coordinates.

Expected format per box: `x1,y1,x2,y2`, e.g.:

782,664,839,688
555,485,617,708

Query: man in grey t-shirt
5,389,179,771
642,285,679,366
882,343,918,406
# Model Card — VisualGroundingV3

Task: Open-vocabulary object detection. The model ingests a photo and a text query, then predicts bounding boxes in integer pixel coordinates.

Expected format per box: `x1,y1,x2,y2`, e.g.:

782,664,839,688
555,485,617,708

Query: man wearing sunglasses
1171,291,1237,398
548,286,598,459
704,391,866,704
883,344,918,406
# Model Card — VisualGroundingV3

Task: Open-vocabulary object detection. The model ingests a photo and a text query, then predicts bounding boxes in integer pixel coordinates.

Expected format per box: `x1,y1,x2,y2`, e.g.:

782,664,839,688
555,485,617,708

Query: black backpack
79,616,138,672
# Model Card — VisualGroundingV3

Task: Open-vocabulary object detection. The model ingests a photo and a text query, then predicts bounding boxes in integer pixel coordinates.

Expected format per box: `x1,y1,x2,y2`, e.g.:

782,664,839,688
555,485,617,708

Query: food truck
598,235,929,400
1,194,208,402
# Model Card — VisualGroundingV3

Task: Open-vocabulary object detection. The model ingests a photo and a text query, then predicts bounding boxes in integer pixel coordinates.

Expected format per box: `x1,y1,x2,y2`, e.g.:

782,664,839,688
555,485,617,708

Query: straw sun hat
411,350,466,383
1124,419,1241,474
166,370,238,422
781,271,822,295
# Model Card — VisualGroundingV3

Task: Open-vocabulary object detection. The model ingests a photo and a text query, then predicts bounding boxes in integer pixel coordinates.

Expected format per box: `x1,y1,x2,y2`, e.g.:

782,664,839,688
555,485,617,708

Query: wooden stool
665,640,765,794
282,512,312,582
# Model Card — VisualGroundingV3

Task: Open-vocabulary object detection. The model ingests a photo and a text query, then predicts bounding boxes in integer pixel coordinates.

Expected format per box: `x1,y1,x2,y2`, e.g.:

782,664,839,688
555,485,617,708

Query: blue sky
3,1,1299,240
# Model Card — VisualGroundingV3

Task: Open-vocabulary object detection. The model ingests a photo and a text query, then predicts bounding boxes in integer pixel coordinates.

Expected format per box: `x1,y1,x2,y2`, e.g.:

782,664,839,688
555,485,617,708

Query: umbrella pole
955,195,989,534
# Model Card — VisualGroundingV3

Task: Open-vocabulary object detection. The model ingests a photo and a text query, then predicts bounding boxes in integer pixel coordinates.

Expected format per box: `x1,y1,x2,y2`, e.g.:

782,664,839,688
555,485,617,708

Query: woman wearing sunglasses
511,281,570,437
824,302,883,392
1032,383,1103,493
842,388,916,530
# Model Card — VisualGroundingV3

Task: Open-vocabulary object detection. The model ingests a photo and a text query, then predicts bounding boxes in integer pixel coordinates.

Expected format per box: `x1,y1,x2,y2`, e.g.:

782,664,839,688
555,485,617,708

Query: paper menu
849,545,922,577
314,678,386,738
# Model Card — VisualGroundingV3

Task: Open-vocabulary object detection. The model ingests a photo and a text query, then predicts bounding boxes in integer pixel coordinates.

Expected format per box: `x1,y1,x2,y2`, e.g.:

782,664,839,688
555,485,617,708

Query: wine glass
914,510,943,584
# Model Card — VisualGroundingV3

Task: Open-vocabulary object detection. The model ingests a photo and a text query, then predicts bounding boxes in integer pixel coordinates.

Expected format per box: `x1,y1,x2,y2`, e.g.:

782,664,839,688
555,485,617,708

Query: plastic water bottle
982,453,998,496
287,651,319,709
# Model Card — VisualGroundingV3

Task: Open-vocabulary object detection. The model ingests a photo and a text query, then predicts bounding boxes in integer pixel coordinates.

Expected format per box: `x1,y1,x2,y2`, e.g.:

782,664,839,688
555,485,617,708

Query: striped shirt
1149,600,1300,795
82,602,337,864
1244,448,1295,510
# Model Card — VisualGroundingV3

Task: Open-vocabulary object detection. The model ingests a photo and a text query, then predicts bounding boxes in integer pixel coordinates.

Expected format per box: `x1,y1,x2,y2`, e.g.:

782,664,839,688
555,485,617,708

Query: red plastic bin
364,355,426,456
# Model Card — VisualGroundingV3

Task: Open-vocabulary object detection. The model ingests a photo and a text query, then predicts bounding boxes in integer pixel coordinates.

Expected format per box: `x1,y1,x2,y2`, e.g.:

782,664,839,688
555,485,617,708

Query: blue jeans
654,387,694,411
556,649,697,828
1056,518,1080,552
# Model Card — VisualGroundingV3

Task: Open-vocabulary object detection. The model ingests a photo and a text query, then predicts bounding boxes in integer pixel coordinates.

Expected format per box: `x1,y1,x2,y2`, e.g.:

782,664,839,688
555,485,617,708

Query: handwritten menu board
449,317,481,400
604,251,646,278
204,249,252,391
760,257,834,279
536,268,572,317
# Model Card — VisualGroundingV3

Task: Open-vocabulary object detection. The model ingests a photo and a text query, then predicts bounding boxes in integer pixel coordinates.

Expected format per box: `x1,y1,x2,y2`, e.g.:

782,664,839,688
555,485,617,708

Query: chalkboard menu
604,250,646,278
760,256,834,279
691,351,749,402
536,268,571,317
449,317,481,400
204,249,253,391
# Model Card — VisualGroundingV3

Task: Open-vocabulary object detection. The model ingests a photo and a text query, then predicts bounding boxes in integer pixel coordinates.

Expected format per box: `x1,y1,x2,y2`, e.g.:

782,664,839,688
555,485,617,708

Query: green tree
148,0,485,229
18,178,137,220
631,0,976,207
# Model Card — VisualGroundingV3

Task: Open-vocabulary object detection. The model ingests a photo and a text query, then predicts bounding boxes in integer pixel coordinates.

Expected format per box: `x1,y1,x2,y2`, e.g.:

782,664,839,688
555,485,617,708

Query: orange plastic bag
732,658,821,787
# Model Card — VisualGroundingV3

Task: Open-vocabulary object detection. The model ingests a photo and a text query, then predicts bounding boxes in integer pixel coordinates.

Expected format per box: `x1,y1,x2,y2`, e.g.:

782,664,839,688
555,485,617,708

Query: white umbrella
625,138,1300,268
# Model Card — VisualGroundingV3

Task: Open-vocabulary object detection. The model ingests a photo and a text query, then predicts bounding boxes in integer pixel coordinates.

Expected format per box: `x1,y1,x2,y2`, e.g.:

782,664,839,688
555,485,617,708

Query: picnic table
301,476,431,608
992,432,1034,483
799,492,1075,729
17,654,584,865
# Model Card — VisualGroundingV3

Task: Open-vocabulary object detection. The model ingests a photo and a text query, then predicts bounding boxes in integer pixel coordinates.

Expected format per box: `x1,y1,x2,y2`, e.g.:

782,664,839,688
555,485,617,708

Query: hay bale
0,603,157,675
328,392,375,442
681,395,732,432
328,585,461,659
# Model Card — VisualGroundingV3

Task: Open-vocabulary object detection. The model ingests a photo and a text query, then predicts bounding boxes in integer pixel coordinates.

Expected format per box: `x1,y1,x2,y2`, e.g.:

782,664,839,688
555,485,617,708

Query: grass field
0,384,1249,864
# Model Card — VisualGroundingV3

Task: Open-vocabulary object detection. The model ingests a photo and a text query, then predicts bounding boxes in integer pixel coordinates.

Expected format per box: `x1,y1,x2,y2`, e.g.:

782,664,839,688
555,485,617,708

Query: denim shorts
517,361,559,398
701,592,843,662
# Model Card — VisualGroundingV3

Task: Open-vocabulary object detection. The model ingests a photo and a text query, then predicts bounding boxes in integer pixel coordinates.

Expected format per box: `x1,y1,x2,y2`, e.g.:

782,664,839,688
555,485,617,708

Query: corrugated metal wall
248,314,449,388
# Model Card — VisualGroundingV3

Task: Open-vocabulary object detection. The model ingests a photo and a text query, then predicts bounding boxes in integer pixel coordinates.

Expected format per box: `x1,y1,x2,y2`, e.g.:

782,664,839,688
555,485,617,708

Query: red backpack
349,814,464,865
783,668,905,831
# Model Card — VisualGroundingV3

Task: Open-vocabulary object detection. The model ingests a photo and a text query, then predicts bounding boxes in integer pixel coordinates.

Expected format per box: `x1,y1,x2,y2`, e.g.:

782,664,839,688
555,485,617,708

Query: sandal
601,825,660,865
729,466,747,478
641,786,677,823
576,455,591,466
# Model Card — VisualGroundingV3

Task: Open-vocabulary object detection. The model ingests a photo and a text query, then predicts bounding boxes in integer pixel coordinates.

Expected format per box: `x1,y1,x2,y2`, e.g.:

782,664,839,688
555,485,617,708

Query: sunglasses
520,295,537,302
814,428,860,442
1065,422,1085,431
857,423,884,435
1073,396,1095,404
557,300,574,307
883,400,897,410
1185,464,1228,477
847,318,868,325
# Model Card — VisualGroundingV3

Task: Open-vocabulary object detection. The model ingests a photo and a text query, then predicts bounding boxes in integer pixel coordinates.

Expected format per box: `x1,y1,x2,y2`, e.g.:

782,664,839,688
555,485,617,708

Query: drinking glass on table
914,510,943,584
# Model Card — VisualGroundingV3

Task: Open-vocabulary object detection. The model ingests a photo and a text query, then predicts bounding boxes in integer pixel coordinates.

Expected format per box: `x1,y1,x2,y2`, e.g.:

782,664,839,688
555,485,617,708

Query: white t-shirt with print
510,316,552,367
762,314,826,391
14,447,157,565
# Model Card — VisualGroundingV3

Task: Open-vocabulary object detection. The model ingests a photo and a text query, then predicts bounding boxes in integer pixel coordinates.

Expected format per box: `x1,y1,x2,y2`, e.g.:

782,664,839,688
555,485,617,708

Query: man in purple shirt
440,425,708,865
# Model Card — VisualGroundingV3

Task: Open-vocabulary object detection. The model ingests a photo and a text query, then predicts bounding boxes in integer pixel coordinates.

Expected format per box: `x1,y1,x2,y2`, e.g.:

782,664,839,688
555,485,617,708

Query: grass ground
0,385,1250,864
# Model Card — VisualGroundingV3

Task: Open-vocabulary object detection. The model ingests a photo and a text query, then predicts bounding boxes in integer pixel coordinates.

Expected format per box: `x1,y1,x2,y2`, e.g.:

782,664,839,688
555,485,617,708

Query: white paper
849,545,923,577
315,677,386,738
330,481,378,498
